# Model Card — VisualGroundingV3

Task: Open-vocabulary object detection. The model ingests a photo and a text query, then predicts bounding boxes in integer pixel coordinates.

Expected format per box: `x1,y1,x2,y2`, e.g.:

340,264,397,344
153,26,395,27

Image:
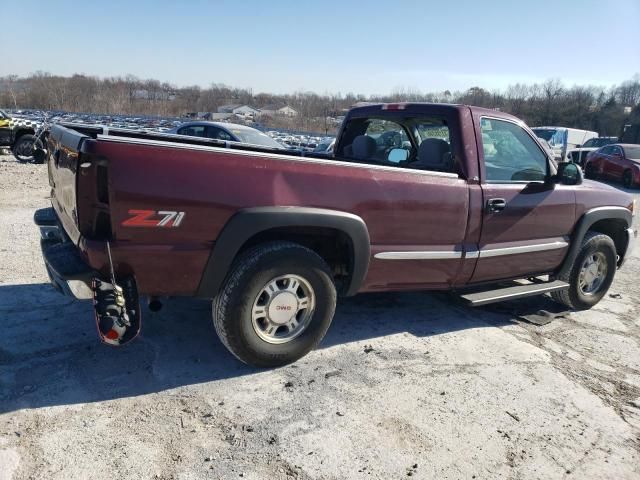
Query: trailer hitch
92,242,141,345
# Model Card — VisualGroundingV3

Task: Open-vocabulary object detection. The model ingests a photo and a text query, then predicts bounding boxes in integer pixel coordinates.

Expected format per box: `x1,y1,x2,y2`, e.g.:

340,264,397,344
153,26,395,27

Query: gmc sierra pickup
36,103,636,367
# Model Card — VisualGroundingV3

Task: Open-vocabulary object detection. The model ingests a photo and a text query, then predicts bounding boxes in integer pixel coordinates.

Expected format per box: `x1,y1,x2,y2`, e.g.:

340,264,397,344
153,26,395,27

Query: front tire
212,241,337,367
623,170,634,189
584,163,598,180
551,232,617,310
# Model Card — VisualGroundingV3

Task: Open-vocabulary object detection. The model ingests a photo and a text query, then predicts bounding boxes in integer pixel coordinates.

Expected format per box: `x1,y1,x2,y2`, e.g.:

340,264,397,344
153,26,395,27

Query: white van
531,126,598,162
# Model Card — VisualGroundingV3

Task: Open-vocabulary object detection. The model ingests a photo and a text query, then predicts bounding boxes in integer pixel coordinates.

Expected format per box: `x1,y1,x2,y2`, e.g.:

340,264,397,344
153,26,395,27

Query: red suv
585,144,640,188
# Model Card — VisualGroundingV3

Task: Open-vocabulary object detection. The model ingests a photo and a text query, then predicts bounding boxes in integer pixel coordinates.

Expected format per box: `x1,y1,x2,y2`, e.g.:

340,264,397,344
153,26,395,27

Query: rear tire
623,170,634,189
584,163,597,180
551,232,617,310
212,241,337,367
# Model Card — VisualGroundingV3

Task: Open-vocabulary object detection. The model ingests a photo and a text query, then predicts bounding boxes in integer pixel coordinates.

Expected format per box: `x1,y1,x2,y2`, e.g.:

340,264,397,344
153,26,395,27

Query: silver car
168,121,284,149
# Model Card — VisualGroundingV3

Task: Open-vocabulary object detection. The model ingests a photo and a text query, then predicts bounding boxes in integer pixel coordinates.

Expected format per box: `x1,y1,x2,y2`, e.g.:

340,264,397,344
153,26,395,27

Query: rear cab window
336,115,458,175
480,118,548,183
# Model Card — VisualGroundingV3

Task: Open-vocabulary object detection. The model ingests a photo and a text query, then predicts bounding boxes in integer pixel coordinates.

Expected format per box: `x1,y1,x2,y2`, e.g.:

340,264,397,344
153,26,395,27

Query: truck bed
57,122,328,161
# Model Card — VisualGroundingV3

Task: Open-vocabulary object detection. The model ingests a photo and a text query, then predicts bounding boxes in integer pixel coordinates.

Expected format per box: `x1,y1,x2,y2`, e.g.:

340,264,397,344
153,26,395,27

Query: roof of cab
346,102,523,123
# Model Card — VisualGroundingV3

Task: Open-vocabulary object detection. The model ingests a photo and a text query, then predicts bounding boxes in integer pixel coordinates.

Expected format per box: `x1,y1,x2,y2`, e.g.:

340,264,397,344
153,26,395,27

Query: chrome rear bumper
35,207,95,300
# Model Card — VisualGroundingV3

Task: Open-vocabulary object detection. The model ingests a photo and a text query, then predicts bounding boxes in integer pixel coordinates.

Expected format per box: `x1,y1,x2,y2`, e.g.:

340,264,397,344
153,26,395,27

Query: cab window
338,116,455,174
481,118,548,183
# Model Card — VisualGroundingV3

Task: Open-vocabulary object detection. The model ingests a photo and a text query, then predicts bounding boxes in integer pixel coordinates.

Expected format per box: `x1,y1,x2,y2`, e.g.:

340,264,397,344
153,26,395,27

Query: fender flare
13,127,36,142
196,207,371,298
558,206,632,275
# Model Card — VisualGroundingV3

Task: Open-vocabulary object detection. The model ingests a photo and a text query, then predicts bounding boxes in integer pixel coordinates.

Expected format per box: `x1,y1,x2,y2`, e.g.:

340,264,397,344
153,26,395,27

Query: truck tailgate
47,124,89,244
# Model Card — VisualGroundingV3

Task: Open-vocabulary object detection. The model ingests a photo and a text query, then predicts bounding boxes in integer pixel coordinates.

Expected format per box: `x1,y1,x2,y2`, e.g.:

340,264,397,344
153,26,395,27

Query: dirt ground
1,153,639,480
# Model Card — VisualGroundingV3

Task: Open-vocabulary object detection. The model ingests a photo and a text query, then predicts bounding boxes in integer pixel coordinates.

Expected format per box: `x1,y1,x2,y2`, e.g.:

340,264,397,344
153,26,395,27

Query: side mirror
387,148,408,163
387,148,409,163
558,161,583,185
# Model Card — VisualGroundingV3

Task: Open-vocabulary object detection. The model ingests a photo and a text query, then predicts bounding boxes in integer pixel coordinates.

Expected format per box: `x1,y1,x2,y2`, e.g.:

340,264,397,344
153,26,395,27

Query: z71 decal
122,210,185,228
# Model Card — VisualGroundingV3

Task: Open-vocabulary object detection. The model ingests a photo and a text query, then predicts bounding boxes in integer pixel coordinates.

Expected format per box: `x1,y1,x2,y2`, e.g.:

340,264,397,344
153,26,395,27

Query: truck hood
576,179,634,215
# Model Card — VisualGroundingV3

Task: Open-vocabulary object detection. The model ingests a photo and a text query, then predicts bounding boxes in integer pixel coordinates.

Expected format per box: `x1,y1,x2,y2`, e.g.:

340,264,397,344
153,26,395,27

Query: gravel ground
0,153,639,480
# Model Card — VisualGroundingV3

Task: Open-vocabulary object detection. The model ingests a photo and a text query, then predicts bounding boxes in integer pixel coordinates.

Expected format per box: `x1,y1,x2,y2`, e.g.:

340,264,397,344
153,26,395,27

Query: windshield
230,128,284,148
532,128,565,146
0,109,8,119
623,146,640,159
583,137,615,148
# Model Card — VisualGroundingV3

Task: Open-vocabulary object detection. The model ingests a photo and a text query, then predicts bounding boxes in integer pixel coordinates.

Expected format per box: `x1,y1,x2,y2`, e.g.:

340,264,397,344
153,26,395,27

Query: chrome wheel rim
579,252,607,295
251,274,315,344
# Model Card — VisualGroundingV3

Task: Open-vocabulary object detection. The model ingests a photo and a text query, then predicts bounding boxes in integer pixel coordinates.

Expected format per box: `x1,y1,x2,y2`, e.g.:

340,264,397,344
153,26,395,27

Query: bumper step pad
34,207,58,226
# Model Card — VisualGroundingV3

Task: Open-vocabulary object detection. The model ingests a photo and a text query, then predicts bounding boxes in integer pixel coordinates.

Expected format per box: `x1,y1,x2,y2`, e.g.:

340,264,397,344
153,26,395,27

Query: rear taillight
77,155,113,240
96,165,109,204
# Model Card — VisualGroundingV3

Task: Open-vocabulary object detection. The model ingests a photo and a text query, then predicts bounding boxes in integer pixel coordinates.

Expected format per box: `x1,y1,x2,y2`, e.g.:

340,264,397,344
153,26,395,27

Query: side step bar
459,280,569,307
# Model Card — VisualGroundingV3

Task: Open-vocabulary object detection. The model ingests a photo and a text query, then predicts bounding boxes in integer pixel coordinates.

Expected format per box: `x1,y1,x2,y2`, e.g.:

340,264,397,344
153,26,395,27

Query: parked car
167,121,285,149
313,137,336,154
0,109,45,161
584,143,640,188
567,137,618,166
36,103,636,367
532,126,598,162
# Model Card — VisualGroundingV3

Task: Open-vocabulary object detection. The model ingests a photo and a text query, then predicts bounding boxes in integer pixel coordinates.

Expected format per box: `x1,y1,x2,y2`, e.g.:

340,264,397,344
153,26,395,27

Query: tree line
1,72,639,136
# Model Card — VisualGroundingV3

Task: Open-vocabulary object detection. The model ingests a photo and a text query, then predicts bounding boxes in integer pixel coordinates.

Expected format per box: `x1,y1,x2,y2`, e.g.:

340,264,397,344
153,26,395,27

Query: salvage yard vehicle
168,121,285,149
584,143,640,188
532,126,598,162
0,109,46,162
567,136,618,166
35,103,636,367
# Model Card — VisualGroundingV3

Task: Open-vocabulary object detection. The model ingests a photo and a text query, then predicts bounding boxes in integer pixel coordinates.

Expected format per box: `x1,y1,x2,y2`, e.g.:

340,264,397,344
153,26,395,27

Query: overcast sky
3,0,639,95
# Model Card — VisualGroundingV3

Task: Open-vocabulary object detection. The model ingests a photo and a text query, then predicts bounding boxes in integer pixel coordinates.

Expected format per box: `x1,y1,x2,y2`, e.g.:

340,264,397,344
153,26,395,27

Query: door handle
486,198,506,213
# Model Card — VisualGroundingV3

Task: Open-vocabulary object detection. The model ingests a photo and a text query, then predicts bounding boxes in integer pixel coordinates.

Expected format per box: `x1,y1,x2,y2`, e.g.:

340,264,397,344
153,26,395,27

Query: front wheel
622,170,634,189
12,134,41,163
551,232,617,310
212,241,337,367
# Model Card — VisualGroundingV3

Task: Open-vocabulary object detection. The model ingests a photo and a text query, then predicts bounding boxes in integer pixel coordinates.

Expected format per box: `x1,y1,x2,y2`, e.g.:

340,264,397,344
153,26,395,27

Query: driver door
471,116,575,283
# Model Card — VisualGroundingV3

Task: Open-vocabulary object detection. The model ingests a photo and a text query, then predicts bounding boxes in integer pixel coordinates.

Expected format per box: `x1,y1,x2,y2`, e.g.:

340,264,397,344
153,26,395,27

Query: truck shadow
0,282,520,414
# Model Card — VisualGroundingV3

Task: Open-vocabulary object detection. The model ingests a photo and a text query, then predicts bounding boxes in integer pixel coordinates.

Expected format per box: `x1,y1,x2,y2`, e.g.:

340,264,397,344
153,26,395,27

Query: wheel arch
12,128,35,144
558,206,632,275
196,207,371,298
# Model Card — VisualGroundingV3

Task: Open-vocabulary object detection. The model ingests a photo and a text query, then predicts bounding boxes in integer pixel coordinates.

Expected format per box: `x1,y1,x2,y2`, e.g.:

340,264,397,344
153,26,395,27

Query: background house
217,104,260,117
259,104,298,117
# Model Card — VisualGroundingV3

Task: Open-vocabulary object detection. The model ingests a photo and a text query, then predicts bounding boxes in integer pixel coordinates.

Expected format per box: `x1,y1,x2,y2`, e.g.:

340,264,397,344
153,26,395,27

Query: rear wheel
551,232,617,310
212,241,337,367
622,170,634,189
584,163,597,180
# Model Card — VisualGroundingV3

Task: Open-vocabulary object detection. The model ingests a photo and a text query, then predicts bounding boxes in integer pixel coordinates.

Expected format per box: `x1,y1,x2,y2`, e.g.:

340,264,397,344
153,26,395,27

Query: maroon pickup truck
36,103,636,367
